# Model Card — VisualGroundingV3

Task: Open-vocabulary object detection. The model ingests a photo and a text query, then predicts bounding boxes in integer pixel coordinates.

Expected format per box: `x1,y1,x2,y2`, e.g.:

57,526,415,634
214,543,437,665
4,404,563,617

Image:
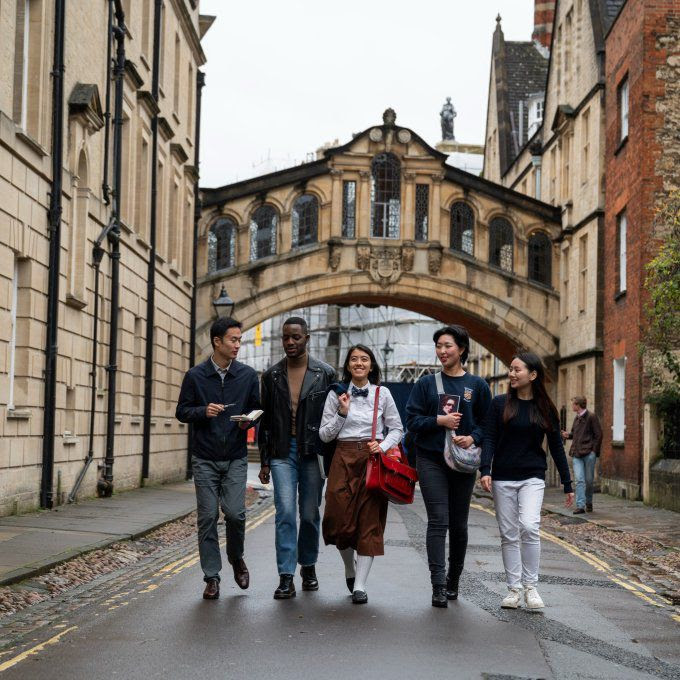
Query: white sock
353,555,374,593
339,547,355,578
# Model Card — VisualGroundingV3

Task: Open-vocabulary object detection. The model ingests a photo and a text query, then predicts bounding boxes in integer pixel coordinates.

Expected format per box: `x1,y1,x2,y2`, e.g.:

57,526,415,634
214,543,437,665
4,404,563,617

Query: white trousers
492,478,545,589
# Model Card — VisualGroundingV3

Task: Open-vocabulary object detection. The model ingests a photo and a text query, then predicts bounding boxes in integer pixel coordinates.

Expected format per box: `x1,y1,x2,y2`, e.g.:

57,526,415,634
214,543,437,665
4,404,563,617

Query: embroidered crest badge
463,387,473,402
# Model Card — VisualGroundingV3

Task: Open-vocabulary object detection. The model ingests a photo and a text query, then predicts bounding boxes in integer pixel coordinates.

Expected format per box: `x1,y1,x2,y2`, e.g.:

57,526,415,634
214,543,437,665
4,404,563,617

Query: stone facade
0,1,210,514
601,0,680,501
199,113,562,389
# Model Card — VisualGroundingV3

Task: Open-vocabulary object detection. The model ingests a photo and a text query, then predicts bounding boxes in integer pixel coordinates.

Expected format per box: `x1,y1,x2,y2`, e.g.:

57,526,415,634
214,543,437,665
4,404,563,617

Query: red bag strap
371,385,381,440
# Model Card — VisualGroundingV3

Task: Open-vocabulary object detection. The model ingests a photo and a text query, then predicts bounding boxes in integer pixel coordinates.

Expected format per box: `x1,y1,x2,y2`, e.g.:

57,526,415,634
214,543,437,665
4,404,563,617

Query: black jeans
416,452,476,585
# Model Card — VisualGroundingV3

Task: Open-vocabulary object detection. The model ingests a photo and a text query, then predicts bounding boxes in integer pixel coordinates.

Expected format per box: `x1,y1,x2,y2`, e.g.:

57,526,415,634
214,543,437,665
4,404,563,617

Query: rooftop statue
440,97,456,141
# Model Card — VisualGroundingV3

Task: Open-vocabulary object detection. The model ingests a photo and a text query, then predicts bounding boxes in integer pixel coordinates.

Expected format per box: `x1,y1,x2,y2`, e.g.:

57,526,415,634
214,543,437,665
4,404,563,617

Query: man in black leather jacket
258,317,335,599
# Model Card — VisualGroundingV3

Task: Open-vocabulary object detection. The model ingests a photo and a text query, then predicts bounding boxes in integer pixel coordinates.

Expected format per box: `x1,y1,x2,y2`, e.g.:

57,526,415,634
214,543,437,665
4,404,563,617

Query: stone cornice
137,90,160,117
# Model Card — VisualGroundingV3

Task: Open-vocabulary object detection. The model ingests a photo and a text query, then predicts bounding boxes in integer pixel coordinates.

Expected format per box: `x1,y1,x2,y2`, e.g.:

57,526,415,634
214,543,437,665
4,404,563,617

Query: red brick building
601,0,680,501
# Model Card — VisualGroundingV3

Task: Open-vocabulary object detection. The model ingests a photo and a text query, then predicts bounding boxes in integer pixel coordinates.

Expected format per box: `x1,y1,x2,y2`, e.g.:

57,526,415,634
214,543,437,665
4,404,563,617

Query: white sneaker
501,587,523,609
524,585,545,609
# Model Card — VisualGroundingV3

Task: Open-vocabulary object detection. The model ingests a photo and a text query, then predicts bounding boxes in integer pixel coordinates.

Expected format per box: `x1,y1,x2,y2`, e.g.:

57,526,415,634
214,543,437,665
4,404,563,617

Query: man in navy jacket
176,317,260,600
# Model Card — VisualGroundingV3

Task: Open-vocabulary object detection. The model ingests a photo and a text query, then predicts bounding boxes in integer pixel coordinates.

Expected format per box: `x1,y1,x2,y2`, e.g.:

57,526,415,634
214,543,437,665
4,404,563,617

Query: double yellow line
0,504,276,674
470,501,678,620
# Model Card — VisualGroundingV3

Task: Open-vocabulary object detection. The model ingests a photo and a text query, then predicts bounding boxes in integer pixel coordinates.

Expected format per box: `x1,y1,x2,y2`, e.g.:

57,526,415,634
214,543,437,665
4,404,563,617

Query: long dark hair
341,344,382,385
503,351,558,431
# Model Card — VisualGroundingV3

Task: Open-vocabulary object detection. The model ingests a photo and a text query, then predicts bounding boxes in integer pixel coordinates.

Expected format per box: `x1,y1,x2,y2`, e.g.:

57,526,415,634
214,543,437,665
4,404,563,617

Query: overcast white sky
198,1,535,188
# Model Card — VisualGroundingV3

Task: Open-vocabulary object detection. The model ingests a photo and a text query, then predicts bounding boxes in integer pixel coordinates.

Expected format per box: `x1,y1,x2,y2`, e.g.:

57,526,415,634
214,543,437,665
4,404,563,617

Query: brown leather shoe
203,578,219,599
232,558,249,590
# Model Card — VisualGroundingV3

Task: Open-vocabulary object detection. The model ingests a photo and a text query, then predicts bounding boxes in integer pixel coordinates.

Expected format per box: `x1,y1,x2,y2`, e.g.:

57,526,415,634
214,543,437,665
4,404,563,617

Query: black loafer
352,590,368,604
300,565,319,591
346,577,355,593
274,574,296,600
432,584,448,608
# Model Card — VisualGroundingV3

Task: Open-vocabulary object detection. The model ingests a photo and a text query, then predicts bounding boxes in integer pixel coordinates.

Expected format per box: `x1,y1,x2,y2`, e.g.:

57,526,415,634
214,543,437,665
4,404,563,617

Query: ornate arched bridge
198,110,561,372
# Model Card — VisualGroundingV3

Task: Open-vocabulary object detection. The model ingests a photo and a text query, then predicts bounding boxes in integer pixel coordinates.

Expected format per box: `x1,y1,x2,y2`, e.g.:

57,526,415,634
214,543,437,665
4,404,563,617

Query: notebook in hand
229,409,263,423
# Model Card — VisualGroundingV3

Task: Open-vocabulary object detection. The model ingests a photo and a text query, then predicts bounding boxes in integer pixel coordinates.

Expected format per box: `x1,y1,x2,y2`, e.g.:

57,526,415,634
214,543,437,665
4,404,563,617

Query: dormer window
527,94,544,138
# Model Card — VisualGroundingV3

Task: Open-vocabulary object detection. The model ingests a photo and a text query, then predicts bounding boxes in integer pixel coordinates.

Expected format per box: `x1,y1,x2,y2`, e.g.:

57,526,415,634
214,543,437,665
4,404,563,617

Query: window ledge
130,418,142,426
164,419,173,427
16,131,48,157
172,112,181,126
614,136,628,156
614,290,627,302
66,293,87,310
7,408,31,420
612,440,625,448
136,235,151,251
62,434,79,446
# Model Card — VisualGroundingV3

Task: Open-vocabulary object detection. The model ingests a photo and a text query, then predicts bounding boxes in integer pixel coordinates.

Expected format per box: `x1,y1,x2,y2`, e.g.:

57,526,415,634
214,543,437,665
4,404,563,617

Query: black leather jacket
258,356,336,466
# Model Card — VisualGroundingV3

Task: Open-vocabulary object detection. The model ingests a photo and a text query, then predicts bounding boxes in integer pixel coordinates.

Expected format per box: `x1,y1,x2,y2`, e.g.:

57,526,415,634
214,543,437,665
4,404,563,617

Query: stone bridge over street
198,110,562,372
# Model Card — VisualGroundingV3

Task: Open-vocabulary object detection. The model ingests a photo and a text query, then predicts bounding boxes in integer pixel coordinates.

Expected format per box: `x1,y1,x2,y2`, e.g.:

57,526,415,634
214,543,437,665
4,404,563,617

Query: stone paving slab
0,481,197,586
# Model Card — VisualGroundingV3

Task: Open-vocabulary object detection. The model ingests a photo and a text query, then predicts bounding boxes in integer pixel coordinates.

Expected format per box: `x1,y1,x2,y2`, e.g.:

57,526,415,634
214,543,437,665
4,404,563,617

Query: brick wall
601,0,680,498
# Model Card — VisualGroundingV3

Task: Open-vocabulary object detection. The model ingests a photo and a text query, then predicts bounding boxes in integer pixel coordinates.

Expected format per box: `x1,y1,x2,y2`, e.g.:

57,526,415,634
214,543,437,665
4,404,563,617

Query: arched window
250,205,278,261
292,194,318,247
489,217,514,272
208,217,236,272
450,202,474,255
528,232,552,286
370,153,401,238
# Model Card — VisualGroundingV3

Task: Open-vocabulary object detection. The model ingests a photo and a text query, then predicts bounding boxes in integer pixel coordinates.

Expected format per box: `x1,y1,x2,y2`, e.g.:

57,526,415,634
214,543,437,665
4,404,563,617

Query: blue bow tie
351,386,369,398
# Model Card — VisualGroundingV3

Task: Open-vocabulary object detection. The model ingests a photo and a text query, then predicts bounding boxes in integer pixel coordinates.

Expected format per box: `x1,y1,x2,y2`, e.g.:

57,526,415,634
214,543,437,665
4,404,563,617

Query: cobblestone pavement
0,489,678,679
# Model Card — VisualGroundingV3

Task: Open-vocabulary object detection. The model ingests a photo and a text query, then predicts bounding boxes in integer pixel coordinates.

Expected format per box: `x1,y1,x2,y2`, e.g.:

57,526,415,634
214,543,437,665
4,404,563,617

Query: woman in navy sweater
406,325,491,608
480,352,574,610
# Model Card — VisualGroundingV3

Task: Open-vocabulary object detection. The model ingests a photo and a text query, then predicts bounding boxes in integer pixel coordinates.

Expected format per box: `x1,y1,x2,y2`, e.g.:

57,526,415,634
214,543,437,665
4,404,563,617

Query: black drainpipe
40,0,66,509
101,0,113,205
98,0,126,497
141,0,162,483
187,70,205,480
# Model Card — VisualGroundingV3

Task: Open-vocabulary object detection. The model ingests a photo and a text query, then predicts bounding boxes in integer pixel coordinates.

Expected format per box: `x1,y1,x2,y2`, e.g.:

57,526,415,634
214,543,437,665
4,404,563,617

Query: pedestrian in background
319,345,403,604
561,396,602,514
480,352,574,610
405,325,491,608
176,317,260,600
258,317,335,600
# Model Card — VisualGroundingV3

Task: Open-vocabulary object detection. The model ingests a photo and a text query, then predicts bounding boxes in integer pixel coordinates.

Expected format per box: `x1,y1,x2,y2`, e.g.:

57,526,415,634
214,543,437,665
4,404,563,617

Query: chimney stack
532,1,556,51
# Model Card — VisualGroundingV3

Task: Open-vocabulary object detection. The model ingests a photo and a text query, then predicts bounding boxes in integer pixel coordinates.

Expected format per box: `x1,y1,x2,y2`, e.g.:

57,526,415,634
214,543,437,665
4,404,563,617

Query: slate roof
504,41,549,159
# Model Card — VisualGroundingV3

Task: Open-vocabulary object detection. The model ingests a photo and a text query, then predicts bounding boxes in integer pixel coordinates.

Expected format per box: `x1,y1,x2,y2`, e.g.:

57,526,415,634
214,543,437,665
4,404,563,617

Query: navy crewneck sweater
481,395,573,493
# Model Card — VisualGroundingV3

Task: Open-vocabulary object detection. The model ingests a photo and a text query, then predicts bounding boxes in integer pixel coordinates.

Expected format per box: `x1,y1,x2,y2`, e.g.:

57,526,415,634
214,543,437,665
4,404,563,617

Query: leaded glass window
250,205,277,261
342,180,356,238
292,194,318,247
370,153,401,238
489,217,513,272
208,217,236,272
528,232,552,286
415,184,429,241
450,202,474,255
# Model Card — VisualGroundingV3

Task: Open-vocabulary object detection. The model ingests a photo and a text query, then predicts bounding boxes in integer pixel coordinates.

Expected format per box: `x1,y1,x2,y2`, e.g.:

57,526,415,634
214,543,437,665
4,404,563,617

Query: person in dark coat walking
561,396,603,514
176,317,260,600
258,317,335,600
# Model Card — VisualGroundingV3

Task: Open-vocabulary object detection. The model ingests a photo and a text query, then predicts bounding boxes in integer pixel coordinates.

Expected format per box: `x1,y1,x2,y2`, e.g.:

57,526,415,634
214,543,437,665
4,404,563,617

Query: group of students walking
177,315,591,610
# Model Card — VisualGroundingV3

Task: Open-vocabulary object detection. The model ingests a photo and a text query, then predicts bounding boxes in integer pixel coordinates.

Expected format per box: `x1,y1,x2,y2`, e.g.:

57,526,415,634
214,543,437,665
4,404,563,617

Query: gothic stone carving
328,238,342,271
356,241,371,271
401,242,415,272
369,247,402,288
428,244,443,275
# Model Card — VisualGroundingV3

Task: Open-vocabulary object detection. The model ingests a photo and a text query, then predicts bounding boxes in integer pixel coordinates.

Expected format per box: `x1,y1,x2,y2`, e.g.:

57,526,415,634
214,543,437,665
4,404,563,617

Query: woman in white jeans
480,352,574,609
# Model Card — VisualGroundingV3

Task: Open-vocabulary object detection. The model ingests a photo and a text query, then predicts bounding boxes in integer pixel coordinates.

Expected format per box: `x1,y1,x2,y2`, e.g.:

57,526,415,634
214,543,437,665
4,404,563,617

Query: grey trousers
192,455,248,582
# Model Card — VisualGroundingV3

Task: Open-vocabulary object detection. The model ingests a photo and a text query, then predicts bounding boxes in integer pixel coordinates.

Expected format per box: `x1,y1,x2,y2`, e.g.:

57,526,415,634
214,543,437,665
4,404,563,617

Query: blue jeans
573,452,596,509
192,456,247,582
270,438,325,575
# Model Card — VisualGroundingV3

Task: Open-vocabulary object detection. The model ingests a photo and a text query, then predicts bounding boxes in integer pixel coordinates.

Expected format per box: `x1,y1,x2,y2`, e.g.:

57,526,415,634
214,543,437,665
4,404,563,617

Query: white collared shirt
319,382,403,452
210,355,231,384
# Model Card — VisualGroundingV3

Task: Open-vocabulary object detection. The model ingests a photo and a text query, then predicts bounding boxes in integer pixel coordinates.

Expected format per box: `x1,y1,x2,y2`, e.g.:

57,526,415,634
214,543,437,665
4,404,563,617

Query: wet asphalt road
2,491,679,680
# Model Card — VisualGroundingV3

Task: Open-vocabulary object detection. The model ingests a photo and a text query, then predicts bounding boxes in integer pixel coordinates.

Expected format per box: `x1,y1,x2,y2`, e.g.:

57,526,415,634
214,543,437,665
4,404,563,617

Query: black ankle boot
300,565,319,591
274,574,296,599
446,572,460,600
432,584,448,608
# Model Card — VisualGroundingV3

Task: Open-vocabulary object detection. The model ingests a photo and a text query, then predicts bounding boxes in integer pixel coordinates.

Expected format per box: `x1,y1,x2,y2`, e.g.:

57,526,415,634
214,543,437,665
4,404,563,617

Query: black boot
274,574,296,599
432,584,448,608
300,565,319,591
446,572,461,601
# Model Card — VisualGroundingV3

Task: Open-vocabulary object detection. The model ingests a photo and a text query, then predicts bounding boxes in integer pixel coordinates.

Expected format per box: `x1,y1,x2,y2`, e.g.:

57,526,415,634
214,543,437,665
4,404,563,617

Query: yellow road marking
469,501,675,620
0,626,77,673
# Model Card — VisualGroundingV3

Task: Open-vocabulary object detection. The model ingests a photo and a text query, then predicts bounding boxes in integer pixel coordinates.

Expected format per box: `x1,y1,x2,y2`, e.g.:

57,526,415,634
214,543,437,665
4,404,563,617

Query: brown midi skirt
322,441,388,556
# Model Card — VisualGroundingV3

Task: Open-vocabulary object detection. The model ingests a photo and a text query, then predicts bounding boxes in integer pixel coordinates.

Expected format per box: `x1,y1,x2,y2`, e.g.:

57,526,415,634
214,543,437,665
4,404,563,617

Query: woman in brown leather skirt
319,344,403,604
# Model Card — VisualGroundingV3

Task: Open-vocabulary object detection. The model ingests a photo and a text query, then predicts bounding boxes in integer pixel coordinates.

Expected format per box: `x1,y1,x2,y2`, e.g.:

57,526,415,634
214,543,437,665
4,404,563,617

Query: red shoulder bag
365,386,417,505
